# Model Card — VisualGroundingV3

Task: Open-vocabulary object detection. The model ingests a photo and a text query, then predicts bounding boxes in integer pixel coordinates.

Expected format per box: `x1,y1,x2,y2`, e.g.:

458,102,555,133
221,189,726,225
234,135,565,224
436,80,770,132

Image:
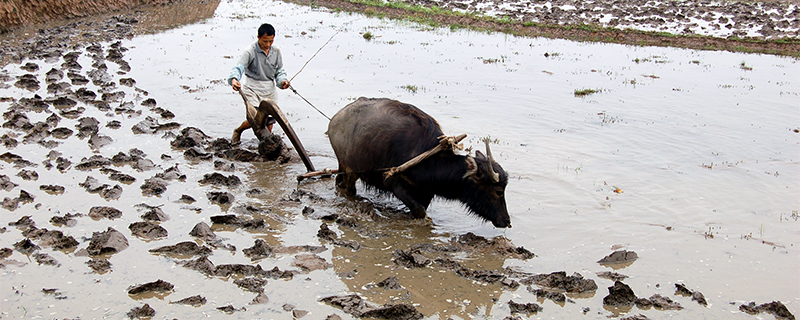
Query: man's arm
274,50,290,89
228,49,251,91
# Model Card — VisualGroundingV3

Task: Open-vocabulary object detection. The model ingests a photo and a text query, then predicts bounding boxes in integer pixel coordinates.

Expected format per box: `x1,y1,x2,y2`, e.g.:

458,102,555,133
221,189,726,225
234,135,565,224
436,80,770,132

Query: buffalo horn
484,140,500,183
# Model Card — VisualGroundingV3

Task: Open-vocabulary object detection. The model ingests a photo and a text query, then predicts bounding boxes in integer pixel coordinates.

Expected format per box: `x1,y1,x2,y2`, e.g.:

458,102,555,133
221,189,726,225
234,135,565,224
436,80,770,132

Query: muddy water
1,0,798,319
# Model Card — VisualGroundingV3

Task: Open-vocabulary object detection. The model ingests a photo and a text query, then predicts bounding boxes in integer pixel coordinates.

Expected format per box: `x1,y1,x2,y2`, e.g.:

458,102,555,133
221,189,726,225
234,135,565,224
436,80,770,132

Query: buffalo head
462,141,511,228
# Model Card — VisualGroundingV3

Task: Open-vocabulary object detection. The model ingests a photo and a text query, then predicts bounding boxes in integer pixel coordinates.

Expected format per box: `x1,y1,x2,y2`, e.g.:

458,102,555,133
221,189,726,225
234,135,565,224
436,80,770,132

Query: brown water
1,0,798,319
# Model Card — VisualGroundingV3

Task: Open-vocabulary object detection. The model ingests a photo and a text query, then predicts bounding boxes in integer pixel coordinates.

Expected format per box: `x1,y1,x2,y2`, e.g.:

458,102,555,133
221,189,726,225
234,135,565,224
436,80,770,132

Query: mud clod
198,172,241,188
675,283,707,306
250,292,269,304
14,238,40,254
88,206,122,220
292,253,333,271
508,300,542,315
129,221,168,239
597,271,629,281
33,252,59,266
528,288,567,304
598,250,638,267
234,277,267,293
149,241,211,256
127,303,155,319
172,295,207,307
207,191,234,205
86,227,128,256
243,239,273,260
49,213,81,227
603,280,637,307
217,305,246,314
636,294,683,310
376,276,403,290
140,177,168,196
521,271,597,294
128,279,174,295
86,258,112,273
393,248,431,268
739,301,795,319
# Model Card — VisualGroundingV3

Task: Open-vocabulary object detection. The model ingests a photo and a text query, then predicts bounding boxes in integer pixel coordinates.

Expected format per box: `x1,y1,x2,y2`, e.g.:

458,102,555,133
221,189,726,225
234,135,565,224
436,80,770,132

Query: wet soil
282,0,800,56
0,0,797,319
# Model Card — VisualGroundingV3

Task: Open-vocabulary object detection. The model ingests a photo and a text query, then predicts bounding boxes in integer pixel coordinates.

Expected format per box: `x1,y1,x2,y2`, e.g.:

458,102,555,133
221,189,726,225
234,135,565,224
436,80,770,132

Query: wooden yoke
383,133,467,181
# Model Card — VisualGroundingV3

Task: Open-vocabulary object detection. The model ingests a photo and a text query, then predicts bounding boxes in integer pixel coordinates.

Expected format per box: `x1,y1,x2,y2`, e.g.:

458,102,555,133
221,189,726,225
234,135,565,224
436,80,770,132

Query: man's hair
257,23,276,37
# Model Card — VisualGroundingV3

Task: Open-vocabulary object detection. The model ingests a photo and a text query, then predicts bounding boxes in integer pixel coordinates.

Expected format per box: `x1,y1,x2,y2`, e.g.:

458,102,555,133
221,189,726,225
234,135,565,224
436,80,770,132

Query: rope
289,29,341,82
289,85,331,121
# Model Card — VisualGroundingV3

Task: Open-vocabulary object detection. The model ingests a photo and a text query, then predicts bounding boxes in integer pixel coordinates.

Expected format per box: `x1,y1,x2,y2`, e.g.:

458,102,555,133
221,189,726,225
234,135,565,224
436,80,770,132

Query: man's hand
279,81,290,90
231,78,242,91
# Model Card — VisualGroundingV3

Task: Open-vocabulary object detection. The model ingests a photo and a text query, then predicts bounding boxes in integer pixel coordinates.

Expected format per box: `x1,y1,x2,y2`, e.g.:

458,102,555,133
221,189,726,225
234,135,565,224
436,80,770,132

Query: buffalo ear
463,156,478,180
475,150,486,160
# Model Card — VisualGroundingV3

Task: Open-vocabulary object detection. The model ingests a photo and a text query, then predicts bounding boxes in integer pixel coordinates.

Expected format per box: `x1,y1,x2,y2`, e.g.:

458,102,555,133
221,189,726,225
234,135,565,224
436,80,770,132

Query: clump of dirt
49,212,82,227
292,253,333,272
86,258,111,273
436,258,518,287
250,292,269,304
149,241,211,256
127,303,155,319
198,172,241,188
597,271,629,281
603,280,637,307
257,133,283,160
739,301,795,319
376,276,403,290
233,277,267,293
520,271,597,294
140,177,168,196
79,176,122,200
598,250,638,268
39,184,65,195
23,227,79,250
171,295,207,307
508,300,542,315
453,232,535,259
393,248,431,268
675,283,707,306
86,227,128,256
242,239,273,260
88,206,122,220
33,252,59,266
127,279,174,295
320,294,424,320
317,223,362,251
8,215,35,229
636,294,683,310
528,288,566,304
216,305,246,314
207,191,234,205
210,214,267,229
13,238,40,254
135,203,169,221
131,116,180,134
128,221,168,239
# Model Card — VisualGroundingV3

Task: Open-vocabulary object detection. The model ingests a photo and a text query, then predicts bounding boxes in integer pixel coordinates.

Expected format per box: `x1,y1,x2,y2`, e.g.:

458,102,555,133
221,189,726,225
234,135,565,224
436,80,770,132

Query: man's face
258,34,275,52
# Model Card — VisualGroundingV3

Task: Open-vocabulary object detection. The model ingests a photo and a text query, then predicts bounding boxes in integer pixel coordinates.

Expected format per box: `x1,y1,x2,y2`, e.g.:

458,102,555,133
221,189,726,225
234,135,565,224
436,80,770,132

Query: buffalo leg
335,172,357,197
389,183,430,219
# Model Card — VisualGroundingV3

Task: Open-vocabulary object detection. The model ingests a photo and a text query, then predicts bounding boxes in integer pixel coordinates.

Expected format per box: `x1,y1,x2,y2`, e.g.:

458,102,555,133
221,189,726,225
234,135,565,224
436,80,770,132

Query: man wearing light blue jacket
228,23,291,144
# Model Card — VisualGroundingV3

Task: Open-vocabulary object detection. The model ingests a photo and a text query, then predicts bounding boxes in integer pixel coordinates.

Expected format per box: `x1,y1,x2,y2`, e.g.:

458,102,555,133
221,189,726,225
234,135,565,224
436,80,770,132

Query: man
228,23,291,144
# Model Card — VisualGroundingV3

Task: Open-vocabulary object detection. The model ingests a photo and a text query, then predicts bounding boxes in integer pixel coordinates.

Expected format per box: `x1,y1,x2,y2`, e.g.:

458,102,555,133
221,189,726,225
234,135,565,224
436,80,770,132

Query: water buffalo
327,97,511,228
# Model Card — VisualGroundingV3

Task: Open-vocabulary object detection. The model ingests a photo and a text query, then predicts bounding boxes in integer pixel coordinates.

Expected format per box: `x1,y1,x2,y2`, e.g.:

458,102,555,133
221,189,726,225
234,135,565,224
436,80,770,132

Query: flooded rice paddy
1,0,799,319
